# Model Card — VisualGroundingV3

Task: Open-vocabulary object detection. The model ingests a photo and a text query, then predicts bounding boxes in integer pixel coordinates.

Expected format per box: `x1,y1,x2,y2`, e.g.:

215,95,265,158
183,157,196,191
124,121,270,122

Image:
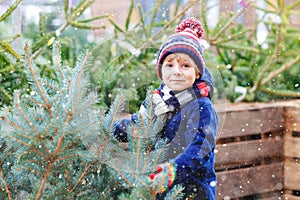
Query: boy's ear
196,71,200,79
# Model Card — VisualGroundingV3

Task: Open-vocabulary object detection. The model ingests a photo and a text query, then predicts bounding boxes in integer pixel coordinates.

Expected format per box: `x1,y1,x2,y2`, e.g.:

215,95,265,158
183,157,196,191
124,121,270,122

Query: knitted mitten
149,163,176,193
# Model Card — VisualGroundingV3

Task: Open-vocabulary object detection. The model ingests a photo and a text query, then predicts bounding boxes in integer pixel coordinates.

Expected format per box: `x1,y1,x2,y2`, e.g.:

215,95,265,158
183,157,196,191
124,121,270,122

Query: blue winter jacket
158,97,218,199
114,69,218,199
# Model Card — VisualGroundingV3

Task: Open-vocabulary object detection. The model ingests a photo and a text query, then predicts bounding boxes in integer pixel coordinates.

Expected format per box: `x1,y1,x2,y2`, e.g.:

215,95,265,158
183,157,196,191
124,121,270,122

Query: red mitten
149,163,176,193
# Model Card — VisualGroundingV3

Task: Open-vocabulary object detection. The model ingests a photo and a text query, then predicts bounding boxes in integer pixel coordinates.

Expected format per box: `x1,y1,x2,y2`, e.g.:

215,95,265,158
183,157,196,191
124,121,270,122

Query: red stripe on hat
177,29,200,42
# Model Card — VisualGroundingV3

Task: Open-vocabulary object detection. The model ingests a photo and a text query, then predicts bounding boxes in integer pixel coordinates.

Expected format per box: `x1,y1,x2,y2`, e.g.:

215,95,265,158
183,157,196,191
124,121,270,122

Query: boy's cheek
161,73,170,80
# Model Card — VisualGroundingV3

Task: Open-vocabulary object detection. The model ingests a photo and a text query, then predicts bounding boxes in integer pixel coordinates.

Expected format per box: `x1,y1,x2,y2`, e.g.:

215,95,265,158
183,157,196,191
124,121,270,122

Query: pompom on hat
156,17,205,79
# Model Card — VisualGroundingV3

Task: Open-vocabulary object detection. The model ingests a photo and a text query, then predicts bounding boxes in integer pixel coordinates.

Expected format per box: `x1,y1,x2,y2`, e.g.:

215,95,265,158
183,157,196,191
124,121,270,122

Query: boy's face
161,53,200,92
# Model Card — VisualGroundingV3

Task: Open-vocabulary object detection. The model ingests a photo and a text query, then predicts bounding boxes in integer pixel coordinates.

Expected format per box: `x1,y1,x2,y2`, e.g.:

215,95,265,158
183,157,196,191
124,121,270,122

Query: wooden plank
216,162,283,199
215,138,283,168
215,100,300,113
284,136,300,158
285,107,300,132
218,107,285,139
283,194,300,200
284,161,300,190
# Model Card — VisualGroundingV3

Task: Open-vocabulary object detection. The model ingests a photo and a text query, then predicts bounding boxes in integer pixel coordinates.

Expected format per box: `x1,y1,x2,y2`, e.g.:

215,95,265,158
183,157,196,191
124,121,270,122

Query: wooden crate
283,106,300,199
214,101,300,200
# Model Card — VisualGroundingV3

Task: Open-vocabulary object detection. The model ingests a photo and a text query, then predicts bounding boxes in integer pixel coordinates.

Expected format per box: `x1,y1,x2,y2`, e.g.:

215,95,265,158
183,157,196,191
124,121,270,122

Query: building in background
90,0,300,38
1,0,300,44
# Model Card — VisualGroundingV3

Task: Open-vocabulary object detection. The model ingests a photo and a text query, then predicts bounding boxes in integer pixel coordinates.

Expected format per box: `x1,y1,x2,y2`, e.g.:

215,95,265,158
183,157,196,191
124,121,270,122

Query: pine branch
136,4,146,34
41,79,59,91
125,0,134,31
133,126,141,173
23,95,48,110
108,17,124,33
164,184,185,200
14,91,51,158
40,120,55,138
71,0,94,21
261,54,300,85
77,14,108,23
58,1,107,36
53,42,65,80
150,143,168,167
54,154,78,162
75,94,98,115
249,56,274,93
70,21,105,30
0,0,22,22
52,136,64,160
12,130,33,140
24,44,53,118
64,169,71,189
147,93,154,139
140,114,152,174
0,116,28,132
108,162,151,196
22,159,44,167
210,0,254,42
35,161,53,200
0,170,12,200
7,135,48,160
152,0,199,41
107,95,125,134
0,146,14,200
70,52,91,118
60,138,80,151
35,135,63,199
150,0,163,26
0,39,22,61
68,162,95,192
130,171,151,192
212,28,253,45
260,87,300,97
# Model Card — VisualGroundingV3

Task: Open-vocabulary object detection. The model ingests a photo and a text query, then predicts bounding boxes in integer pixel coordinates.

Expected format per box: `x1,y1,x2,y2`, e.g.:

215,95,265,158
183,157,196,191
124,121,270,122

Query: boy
115,17,218,199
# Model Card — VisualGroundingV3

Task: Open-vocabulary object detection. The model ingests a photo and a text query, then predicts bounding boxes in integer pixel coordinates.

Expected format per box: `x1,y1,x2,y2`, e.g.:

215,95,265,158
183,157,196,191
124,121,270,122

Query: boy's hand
149,163,176,193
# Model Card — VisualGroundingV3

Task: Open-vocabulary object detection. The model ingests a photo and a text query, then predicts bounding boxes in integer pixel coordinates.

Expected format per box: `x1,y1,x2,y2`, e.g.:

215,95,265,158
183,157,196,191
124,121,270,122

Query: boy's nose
173,64,181,74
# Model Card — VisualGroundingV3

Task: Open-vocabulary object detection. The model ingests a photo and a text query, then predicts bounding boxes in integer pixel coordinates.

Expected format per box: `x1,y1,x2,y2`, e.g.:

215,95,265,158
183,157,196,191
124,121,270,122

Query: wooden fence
215,100,300,200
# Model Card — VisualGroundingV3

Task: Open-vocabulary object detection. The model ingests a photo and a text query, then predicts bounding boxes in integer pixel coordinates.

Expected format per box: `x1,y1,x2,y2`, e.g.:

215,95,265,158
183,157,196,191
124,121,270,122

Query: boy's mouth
171,80,185,82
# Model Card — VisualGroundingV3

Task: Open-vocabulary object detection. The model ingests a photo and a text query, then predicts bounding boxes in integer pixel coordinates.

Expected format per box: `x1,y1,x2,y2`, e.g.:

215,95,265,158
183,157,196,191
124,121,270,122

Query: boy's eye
182,64,190,68
164,64,173,67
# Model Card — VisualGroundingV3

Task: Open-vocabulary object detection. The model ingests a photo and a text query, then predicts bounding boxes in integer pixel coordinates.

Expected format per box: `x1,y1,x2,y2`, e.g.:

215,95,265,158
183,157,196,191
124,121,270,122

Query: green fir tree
0,42,184,199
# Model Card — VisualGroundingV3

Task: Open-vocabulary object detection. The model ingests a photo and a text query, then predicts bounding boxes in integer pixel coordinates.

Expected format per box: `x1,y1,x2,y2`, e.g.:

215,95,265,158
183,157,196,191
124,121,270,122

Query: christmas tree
0,42,184,199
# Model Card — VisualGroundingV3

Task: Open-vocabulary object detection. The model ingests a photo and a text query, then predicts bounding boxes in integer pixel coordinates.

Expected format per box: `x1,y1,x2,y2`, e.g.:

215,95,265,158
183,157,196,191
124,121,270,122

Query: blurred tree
0,0,106,107
203,0,300,102
91,0,300,108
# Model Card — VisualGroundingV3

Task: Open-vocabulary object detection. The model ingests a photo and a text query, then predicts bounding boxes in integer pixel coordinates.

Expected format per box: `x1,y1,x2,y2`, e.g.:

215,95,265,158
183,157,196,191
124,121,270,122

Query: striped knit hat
156,17,205,79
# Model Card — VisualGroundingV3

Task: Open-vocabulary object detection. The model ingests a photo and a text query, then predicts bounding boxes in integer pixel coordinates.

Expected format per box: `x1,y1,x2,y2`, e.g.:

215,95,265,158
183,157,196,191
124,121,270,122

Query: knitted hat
156,17,205,80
